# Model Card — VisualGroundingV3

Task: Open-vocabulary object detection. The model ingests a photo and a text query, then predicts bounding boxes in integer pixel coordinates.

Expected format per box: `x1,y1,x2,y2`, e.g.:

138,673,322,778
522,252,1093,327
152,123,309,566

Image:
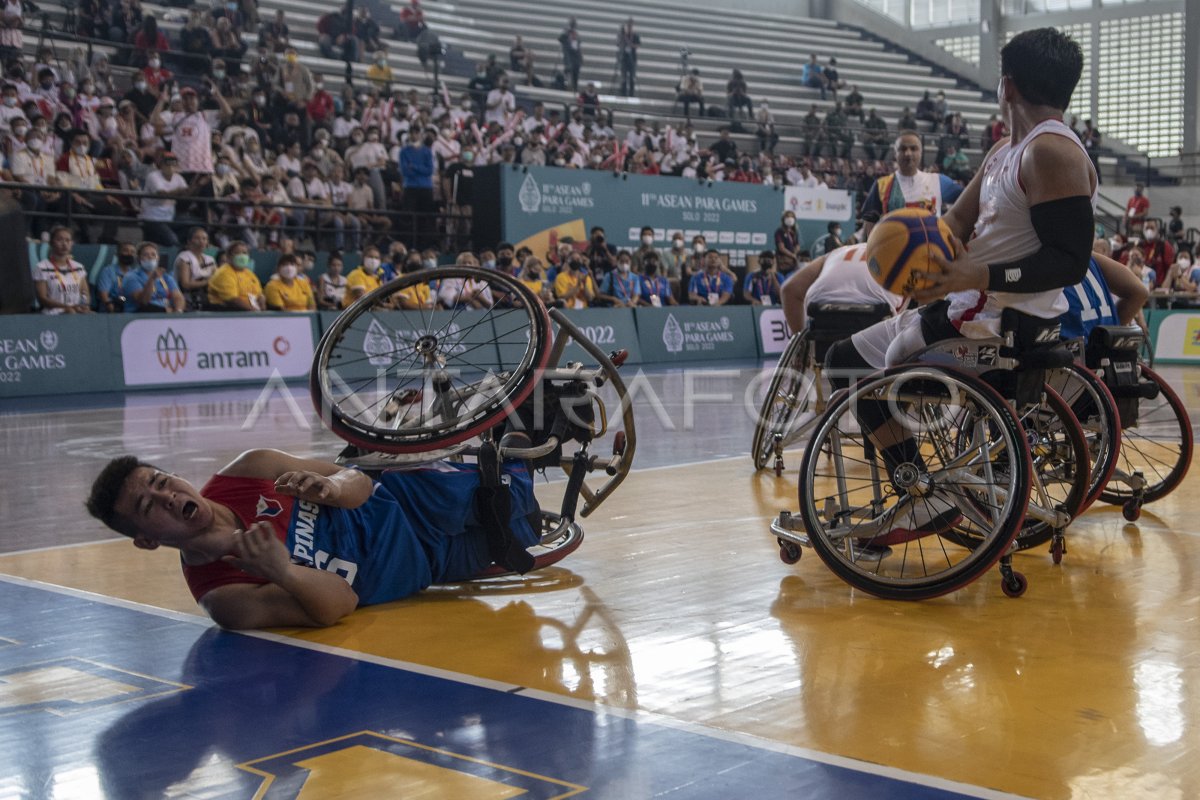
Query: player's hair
86,455,160,535
1000,28,1082,110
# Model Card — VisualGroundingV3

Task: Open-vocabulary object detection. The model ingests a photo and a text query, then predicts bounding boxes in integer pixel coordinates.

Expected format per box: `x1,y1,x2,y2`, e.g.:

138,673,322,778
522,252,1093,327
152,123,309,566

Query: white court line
0,572,1030,800
0,536,128,557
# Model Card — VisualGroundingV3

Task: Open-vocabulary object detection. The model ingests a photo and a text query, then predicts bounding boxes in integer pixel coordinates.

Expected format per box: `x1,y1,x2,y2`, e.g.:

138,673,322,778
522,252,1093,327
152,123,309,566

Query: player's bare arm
219,448,374,509
780,254,828,333
200,522,360,630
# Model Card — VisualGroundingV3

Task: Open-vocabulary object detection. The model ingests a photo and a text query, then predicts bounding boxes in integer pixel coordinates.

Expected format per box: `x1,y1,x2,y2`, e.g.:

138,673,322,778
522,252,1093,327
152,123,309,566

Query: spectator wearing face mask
265,254,316,311
141,52,172,95
554,254,596,309
744,251,781,306
1162,250,1197,294
399,129,436,247
95,242,139,312
208,241,265,310
317,251,348,310
596,251,643,308
775,211,802,269
1124,183,1149,237
687,250,733,306
123,241,186,313
345,245,385,306
10,123,60,238
661,231,688,284
809,221,844,258
640,256,676,307
631,226,659,273
583,226,617,281
1132,221,1175,288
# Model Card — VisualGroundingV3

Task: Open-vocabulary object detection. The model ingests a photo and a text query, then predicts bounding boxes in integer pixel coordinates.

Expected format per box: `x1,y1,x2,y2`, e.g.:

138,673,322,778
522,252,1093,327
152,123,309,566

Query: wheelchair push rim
311,267,553,454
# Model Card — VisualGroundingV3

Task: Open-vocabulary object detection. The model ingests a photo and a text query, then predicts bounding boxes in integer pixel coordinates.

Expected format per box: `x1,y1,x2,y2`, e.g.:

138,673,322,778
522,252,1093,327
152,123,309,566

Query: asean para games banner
500,166,786,268
0,315,122,397
118,314,317,388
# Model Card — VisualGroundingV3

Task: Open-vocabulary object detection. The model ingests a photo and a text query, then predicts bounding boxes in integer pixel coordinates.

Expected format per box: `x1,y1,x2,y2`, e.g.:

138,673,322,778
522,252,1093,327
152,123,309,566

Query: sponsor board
119,315,316,387
754,307,792,355
1151,311,1200,363
555,308,643,366
782,187,856,221
0,315,120,397
637,306,758,362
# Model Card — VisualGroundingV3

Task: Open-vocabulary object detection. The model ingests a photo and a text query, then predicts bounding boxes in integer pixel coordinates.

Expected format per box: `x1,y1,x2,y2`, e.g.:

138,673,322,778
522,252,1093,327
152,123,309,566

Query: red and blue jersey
184,463,539,606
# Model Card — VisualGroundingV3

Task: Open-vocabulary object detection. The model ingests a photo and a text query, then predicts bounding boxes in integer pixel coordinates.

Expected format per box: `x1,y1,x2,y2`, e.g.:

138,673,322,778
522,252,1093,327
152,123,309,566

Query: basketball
865,208,956,295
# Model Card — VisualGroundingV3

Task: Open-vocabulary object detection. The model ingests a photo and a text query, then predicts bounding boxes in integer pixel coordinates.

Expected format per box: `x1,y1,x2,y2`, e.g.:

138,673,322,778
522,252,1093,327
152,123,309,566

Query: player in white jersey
780,243,902,334
829,27,1096,374
824,28,1097,541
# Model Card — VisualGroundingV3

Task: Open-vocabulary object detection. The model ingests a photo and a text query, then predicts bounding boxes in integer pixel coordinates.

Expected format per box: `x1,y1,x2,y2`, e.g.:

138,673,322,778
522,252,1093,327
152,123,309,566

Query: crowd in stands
7,2,1194,316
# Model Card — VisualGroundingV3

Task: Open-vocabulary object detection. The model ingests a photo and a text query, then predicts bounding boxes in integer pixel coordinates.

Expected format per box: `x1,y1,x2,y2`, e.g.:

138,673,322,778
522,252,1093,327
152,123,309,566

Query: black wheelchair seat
806,301,892,361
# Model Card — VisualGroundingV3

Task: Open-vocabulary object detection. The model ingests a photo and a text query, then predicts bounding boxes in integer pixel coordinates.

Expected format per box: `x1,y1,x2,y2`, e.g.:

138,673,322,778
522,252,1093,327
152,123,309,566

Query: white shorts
849,309,929,369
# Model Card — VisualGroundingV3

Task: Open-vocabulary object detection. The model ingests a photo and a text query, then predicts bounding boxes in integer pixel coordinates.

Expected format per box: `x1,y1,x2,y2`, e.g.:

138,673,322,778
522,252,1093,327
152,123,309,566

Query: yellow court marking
294,745,526,799
241,730,586,800
0,657,191,716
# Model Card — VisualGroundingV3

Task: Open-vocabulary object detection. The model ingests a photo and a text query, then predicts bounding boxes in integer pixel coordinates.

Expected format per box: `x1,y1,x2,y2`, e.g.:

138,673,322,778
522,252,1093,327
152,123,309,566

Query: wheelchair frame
310,267,637,579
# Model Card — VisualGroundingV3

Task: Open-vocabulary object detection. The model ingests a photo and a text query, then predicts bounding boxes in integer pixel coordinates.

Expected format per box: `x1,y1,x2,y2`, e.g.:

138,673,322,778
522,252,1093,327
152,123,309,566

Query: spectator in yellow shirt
265,254,316,311
207,242,265,310
519,256,555,306
344,245,385,307
554,254,596,309
394,255,436,310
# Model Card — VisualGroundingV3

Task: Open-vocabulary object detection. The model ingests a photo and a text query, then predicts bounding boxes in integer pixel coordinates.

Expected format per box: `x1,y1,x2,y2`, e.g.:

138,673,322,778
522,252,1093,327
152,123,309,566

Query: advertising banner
118,314,317,388
499,166,787,268
754,307,794,356
0,315,120,397
636,306,758,363
1150,310,1200,363
555,308,642,366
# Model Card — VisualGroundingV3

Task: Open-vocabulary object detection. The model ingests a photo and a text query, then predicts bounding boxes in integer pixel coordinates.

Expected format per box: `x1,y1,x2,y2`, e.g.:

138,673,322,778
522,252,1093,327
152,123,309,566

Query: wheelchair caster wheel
1050,537,1065,565
778,540,802,565
1122,501,1141,522
774,457,784,478
1001,571,1028,598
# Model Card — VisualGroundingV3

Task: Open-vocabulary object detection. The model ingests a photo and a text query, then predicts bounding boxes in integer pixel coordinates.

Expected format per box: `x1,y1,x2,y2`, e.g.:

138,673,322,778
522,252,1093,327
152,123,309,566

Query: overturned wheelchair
772,309,1099,600
309,266,635,578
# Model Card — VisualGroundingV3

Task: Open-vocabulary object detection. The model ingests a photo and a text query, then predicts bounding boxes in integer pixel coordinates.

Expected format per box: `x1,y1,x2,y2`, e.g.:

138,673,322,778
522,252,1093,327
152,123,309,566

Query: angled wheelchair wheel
311,267,553,453
1046,363,1121,511
751,332,815,471
798,366,1031,601
1100,364,1193,506
470,512,585,579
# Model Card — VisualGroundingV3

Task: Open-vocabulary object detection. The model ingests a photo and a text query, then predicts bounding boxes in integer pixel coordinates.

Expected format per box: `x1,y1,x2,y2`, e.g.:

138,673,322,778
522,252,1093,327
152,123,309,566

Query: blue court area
0,578,999,800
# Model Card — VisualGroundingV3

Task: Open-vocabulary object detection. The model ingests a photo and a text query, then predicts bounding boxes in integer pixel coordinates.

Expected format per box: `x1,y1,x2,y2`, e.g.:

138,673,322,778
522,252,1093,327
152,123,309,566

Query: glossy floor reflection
1,363,1198,799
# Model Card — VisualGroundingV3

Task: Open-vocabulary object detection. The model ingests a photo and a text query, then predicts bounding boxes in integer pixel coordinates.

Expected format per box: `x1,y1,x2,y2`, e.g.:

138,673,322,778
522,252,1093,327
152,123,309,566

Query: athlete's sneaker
870,494,964,546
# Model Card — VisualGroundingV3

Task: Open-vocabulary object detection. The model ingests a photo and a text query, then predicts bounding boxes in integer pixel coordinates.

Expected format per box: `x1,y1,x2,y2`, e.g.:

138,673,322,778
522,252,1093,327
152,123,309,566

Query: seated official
122,241,186,313
687,251,733,306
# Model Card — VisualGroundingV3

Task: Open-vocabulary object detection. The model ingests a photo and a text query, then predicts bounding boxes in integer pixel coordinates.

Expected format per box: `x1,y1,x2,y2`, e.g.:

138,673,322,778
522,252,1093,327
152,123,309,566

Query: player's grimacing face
115,466,210,547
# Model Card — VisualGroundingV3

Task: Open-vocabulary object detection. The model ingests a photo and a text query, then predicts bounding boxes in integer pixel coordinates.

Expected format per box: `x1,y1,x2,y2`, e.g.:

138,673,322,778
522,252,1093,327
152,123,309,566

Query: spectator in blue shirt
596,250,643,307
399,129,436,247
687,251,733,306
121,242,186,313
640,255,676,307
95,242,139,313
801,54,826,101
743,251,782,306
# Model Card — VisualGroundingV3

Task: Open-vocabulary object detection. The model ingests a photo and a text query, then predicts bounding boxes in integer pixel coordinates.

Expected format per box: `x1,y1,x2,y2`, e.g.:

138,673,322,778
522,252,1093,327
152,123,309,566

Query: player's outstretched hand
912,233,988,305
274,471,338,504
222,522,291,582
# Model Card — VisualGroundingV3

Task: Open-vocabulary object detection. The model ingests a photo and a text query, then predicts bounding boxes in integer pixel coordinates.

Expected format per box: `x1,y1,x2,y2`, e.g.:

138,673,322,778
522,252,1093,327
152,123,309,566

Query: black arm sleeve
986,195,1093,293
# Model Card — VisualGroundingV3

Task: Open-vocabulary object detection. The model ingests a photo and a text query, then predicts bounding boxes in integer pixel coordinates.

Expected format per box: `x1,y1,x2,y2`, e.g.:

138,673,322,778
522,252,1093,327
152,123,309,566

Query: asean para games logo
155,327,188,373
39,330,58,351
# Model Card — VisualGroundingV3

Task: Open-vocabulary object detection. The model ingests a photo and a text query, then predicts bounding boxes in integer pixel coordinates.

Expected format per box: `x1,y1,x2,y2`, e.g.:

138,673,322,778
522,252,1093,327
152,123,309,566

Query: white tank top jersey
947,118,1097,338
807,244,904,311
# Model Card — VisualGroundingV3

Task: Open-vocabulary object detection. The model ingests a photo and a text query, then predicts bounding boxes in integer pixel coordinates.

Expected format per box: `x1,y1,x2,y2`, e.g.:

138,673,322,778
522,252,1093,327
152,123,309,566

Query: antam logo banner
120,316,315,386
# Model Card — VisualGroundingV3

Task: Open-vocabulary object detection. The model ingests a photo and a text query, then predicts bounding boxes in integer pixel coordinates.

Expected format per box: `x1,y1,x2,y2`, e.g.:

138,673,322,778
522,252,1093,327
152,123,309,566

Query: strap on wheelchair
475,441,534,574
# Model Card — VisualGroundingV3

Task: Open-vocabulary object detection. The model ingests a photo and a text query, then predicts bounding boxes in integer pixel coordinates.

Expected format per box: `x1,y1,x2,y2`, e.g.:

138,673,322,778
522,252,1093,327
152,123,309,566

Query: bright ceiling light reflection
1134,660,1184,746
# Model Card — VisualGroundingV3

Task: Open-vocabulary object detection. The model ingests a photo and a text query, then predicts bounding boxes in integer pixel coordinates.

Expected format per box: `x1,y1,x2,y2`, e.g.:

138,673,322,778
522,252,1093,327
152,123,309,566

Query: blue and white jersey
1060,258,1118,340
